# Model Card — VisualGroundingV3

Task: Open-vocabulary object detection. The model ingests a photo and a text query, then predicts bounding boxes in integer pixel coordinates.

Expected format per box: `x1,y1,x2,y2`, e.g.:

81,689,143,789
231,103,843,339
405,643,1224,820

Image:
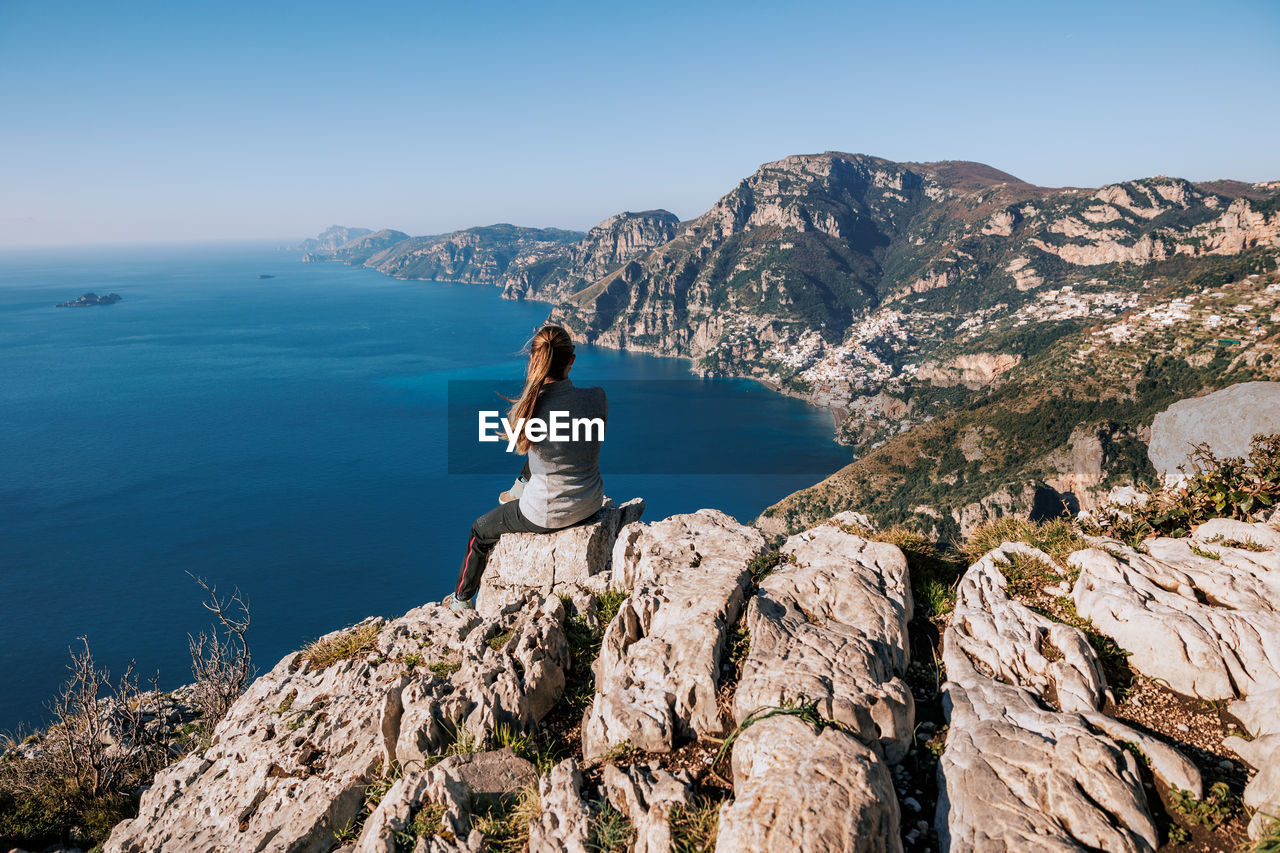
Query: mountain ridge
299,151,1280,530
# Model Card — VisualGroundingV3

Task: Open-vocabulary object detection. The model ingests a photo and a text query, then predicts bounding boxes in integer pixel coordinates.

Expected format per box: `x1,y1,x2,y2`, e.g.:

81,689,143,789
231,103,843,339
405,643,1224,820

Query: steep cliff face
330,229,411,265
363,224,583,285
502,210,681,302
551,157,1280,375
549,153,953,365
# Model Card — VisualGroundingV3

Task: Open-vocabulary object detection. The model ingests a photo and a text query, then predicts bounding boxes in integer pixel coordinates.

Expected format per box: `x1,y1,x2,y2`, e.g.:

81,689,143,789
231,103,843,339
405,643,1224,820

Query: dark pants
454,498,554,601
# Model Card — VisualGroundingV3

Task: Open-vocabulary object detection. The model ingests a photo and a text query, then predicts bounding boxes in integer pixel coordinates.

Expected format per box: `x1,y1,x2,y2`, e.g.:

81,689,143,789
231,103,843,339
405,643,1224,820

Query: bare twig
186,573,254,733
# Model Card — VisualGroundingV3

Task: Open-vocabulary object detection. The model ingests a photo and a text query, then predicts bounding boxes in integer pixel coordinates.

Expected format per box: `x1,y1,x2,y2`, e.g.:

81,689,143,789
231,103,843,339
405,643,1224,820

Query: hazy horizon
2,0,1277,248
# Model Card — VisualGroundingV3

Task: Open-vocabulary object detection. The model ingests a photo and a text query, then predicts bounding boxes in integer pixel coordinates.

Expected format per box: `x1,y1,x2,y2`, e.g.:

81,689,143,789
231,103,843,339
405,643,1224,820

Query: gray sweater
518,378,607,528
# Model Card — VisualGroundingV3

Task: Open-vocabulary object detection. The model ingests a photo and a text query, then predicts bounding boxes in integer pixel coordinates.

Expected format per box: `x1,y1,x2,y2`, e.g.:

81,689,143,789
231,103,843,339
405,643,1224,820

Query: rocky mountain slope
68,492,1277,852
299,153,1280,533
501,211,681,303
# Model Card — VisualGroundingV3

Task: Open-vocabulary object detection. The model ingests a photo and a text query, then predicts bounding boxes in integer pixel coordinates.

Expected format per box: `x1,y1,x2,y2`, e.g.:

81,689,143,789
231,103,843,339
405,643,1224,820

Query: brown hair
506,325,574,454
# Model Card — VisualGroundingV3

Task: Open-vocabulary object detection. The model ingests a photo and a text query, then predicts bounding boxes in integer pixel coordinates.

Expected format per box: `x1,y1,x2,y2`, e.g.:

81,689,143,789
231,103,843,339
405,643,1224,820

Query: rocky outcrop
502,211,680,302
476,498,645,617
937,543,1200,852
527,759,592,853
581,510,766,760
105,597,568,853
1148,381,1280,483
716,714,902,853
1073,520,1280,842
354,748,535,852
84,498,1280,851
601,764,693,853
732,521,914,761
1071,531,1280,701
915,353,1020,390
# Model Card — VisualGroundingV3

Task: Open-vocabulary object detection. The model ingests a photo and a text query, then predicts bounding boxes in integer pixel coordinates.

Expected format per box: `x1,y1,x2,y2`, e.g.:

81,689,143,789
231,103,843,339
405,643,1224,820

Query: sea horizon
0,242,851,732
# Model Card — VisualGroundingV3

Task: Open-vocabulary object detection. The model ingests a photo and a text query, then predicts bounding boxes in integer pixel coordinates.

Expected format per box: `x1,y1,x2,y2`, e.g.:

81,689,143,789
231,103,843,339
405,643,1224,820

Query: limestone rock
527,760,592,853
915,353,1021,390
950,544,1108,714
356,748,534,853
601,764,693,853
1148,382,1280,484
355,759,475,853
106,597,566,853
1070,537,1280,700
937,545,1171,852
582,510,766,760
733,522,915,762
477,498,644,617
716,714,902,853
1229,687,1280,738
1224,733,1280,841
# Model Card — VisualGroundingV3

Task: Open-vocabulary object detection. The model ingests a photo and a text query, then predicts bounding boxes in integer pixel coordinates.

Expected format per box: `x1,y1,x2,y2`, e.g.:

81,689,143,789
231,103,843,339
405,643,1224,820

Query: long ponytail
506,326,574,454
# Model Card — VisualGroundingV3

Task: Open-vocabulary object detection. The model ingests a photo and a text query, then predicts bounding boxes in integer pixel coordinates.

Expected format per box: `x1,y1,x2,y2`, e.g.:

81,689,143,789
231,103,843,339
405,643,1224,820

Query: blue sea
0,243,850,732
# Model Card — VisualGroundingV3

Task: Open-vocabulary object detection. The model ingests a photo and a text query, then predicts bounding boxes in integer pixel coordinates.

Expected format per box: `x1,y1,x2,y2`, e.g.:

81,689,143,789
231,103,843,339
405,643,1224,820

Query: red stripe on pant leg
458,535,476,597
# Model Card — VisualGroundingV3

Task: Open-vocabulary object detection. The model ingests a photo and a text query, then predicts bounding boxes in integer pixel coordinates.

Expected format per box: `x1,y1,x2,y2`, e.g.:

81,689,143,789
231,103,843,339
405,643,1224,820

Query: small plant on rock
1169,780,1237,827
587,800,633,853
300,621,380,670
669,797,722,853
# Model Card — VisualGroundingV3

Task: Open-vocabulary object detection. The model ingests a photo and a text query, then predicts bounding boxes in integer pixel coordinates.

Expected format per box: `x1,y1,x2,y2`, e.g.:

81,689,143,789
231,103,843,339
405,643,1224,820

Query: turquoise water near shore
0,244,850,732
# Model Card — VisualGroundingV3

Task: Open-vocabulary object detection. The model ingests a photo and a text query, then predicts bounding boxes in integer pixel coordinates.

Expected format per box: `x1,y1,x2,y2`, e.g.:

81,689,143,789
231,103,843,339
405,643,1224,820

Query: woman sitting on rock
445,325,607,611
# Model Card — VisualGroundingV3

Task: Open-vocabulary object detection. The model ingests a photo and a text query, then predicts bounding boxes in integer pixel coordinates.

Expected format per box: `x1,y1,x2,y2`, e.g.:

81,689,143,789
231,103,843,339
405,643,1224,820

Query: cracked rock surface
716,714,903,853
581,510,766,761
477,498,644,617
733,521,915,762
1071,529,1280,702
105,598,566,853
527,759,592,853
601,763,693,853
937,543,1199,853
1073,520,1280,842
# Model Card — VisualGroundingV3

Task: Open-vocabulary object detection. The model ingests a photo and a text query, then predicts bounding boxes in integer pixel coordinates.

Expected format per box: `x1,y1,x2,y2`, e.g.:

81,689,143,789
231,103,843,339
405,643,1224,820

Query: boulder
527,760,592,853
949,544,1107,714
1148,381,1280,483
1223,732,1280,842
601,764,694,853
936,544,1200,852
1070,535,1280,701
581,510,766,760
353,748,535,852
1229,687,1280,738
716,714,902,853
477,498,644,617
106,597,566,853
733,521,915,762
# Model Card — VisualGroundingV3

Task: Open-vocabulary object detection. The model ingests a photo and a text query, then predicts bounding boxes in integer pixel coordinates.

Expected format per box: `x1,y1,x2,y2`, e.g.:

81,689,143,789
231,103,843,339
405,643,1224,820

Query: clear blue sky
1,0,1277,246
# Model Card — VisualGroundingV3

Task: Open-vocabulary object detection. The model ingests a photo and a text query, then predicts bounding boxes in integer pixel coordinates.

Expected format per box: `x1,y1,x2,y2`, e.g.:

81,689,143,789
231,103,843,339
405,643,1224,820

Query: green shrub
1088,434,1280,542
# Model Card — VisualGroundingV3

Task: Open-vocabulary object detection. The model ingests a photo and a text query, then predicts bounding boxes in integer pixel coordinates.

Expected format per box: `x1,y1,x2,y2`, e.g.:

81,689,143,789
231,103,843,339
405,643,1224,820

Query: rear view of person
446,325,606,610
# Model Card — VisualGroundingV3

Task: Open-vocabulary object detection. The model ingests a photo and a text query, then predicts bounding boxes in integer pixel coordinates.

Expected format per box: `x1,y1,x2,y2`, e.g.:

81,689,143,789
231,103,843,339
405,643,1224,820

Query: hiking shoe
444,593,474,612
499,476,526,504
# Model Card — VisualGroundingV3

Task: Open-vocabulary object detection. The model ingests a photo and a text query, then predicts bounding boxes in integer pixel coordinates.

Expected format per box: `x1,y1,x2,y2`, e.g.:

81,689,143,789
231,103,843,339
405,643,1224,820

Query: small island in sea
56,292,122,307
258,274,275,279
